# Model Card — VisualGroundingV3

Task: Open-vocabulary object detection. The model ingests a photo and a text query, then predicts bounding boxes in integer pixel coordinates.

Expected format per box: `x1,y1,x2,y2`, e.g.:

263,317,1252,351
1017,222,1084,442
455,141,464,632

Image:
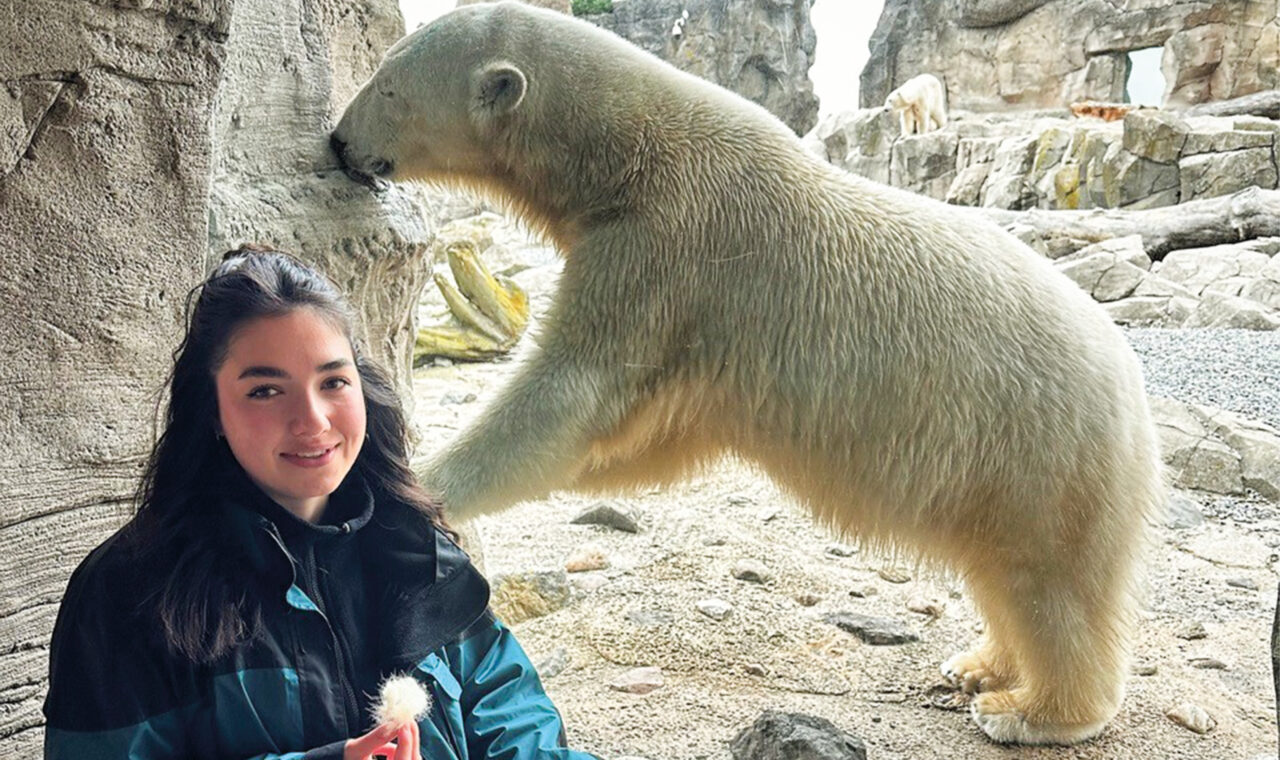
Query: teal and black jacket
43,474,598,760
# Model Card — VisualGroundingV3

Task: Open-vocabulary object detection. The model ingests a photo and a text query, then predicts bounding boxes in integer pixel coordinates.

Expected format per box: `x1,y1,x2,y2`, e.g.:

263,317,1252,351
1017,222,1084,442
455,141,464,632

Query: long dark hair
128,245,448,663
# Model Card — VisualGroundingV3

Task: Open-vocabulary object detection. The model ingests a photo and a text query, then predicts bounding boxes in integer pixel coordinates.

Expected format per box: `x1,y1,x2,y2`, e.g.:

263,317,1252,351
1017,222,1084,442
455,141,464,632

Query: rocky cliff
0,1,431,752
586,0,819,135
862,0,1280,112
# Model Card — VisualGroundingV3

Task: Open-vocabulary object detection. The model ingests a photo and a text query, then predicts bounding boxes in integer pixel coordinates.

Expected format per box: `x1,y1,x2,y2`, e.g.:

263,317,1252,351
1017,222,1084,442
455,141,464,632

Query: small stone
877,567,911,584
696,598,733,621
796,592,822,607
565,546,608,573
744,663,768,677
727,494,756,507
570,502,640,533
1131,663,1158,676
1176,620,1208,640
439,391,476,405
1189,657,1228,670
848,586,878,599
535,647,570,679
906,595,945,618
608,666,664,695
824,612,920,645
732,559,772,584
703,535,728,546
825,543,858,557
431,356,453,368
757,506,781,522
1165,491,1205,529
1226,576,1259,591
1166,702,1216,734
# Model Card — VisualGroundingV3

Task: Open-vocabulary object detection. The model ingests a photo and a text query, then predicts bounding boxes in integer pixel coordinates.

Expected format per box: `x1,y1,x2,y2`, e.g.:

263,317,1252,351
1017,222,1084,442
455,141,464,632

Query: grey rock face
207,0,433,403
1,1,434,752
808,107,1280,213
729,711,868,760
585,0,818,135
862,0,1279,111
1,3,232,753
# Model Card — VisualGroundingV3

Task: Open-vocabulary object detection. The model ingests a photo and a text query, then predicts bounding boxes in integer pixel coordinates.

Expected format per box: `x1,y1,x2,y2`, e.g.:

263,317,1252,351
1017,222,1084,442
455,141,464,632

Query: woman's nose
289,391,330,436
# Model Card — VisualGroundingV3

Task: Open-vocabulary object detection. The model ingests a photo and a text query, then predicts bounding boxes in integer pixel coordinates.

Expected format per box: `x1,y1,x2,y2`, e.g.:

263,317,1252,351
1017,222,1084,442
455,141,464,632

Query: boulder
729,712,868,760
586,0,818,135
862,0,1280,112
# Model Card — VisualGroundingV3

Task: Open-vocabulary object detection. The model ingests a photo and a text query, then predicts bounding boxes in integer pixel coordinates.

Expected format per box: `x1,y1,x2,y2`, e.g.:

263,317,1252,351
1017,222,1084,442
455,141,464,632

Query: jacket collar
219,467,490,667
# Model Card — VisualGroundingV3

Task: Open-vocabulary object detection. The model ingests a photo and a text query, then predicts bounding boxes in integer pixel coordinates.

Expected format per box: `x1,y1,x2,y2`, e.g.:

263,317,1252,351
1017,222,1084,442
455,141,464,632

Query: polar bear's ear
475,62,527,117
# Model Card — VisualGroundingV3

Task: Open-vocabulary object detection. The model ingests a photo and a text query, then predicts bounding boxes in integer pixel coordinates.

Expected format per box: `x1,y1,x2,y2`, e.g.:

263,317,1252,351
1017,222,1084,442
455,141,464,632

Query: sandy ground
409,223,1279,760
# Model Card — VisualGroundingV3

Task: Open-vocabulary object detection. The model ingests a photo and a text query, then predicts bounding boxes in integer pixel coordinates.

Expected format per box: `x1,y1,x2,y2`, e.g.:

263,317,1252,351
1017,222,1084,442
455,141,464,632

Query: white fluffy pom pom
374,675,431,726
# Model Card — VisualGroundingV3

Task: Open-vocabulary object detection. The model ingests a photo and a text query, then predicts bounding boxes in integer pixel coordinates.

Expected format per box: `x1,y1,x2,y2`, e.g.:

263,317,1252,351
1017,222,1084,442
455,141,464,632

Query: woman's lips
280,443,339,468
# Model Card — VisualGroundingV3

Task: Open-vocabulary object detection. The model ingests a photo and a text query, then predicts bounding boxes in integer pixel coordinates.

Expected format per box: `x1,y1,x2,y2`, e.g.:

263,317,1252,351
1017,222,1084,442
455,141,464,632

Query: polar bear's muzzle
329,133,392,191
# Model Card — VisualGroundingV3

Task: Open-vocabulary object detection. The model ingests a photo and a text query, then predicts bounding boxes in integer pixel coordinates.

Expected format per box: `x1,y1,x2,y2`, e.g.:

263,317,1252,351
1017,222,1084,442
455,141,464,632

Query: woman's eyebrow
237,358,351,380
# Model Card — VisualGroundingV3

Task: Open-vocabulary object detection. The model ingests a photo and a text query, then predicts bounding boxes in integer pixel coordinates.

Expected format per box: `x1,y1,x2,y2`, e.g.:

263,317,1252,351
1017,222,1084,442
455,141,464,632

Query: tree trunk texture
975,187,1280,259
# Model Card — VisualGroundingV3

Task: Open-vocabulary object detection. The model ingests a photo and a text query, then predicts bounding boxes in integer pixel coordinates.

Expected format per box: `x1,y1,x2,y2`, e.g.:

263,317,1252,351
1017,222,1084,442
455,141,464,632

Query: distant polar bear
886,73,947,135
332,1,1161,746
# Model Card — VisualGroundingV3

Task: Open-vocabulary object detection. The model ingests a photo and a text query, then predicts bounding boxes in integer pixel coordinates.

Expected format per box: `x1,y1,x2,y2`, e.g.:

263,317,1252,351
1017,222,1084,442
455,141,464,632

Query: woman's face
214,308,366,523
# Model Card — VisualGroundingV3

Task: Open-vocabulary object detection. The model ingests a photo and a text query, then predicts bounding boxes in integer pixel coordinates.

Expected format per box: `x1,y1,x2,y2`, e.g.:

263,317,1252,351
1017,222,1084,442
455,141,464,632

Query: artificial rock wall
862,0,1280,112
0,1,429,752
587,0,820,136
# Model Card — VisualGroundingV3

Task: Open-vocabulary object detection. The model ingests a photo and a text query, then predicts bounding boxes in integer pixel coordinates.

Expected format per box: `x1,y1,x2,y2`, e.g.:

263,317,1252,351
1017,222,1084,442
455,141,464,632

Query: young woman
43,247,598,760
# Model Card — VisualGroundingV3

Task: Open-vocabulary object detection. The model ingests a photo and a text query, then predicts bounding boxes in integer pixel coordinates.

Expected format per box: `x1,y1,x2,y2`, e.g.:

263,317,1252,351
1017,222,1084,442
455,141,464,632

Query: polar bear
886,73,947,135
331,2,1161,745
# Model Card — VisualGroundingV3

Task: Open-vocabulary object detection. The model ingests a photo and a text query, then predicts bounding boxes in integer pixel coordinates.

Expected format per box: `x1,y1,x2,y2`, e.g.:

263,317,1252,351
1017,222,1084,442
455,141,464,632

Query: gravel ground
1125,327,1280,430
413,219,1280,760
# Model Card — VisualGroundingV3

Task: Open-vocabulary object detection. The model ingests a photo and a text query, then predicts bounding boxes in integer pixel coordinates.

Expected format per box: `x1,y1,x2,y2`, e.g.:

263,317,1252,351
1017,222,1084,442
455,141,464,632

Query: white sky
397,1,1162,114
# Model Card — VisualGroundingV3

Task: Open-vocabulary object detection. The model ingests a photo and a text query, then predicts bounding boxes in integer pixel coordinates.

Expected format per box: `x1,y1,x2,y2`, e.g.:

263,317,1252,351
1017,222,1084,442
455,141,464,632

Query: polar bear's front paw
940,650,1003,694
971,689,1107,745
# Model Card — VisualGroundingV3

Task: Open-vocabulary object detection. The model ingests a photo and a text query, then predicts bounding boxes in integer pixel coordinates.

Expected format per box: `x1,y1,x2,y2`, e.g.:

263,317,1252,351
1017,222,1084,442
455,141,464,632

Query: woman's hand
344,719,421,760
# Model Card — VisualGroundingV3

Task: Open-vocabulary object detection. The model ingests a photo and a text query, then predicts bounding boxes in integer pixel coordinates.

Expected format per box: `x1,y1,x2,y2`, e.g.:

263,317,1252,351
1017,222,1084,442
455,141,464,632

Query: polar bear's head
330,3,530,188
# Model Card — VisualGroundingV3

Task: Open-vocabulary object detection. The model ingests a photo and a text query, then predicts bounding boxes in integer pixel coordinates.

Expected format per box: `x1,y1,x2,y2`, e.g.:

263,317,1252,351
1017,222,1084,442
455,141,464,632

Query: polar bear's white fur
332,2,1161,745
886,73,947,135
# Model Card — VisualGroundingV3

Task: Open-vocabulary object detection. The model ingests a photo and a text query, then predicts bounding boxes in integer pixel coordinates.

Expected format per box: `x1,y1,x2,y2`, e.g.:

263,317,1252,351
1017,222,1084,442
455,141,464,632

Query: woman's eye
247,386,280,399
323,376,352,391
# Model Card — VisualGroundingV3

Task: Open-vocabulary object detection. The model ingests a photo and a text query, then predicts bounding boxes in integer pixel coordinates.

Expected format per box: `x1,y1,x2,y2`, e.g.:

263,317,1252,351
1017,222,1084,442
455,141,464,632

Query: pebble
825,543,858,557
535,647,570,679
439,391,476,405
727,494,756,507
1189,657,1228,670
696,598,733,621
795,592,822,607
430,357,453,368
1175,620,1208,640
877,567,911,584
570,502,641,533
744,663,768,677
1166,702,1216,734
1131,663,1158,676
608,666,665,695
824,612,920,645
565,546,609,573
848,586,878,599
1226,576,1259,591
906,595,945,618
732,559,772,584
757,506,781,522
702,535,728,547
1166,491,1206,530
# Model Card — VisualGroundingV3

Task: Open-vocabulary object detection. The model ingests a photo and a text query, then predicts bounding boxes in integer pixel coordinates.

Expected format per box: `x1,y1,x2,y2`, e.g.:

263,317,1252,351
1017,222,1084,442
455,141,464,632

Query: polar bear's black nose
329,132,387,190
